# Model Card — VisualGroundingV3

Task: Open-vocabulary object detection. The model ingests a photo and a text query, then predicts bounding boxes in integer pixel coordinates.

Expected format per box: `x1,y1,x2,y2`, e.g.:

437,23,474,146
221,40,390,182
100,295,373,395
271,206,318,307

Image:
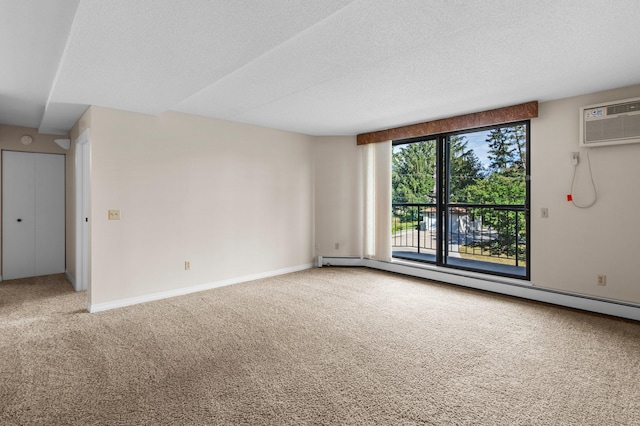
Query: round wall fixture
20,135,33,145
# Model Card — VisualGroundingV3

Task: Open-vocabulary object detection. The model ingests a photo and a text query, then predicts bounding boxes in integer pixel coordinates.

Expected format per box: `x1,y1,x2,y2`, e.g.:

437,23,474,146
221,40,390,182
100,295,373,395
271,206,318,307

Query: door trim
74,129,90,296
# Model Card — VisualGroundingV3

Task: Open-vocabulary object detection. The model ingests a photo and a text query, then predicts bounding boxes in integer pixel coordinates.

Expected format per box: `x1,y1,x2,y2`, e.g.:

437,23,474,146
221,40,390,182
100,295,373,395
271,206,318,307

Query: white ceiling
2,0,640,136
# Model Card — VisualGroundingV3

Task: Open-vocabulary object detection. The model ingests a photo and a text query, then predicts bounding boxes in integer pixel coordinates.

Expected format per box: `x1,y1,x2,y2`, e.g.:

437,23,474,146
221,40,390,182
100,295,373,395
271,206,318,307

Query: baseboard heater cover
364,259,640,322
317,256,364,267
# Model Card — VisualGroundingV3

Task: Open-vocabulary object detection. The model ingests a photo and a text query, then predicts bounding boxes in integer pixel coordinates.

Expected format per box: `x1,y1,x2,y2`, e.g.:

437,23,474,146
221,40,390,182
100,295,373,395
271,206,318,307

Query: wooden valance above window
356,101,538,145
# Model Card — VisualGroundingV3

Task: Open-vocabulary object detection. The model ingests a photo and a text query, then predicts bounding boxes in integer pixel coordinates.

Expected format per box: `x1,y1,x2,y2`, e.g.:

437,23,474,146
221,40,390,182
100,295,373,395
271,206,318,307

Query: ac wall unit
580,97,640,147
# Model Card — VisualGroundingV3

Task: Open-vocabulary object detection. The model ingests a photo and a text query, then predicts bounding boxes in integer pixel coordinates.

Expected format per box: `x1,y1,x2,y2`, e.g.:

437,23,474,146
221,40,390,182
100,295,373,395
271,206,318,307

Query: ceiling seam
224,5,516,122
167,0,360,115
39,0,82,134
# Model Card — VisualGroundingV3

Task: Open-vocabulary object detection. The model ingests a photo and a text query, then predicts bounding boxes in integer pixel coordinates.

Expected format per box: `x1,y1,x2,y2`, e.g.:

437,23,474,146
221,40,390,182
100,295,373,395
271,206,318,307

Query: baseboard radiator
317,256,364,267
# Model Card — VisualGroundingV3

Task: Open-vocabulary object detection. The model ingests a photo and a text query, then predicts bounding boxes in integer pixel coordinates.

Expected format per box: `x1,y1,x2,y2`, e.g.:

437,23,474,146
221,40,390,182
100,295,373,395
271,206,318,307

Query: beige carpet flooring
1,268,639,425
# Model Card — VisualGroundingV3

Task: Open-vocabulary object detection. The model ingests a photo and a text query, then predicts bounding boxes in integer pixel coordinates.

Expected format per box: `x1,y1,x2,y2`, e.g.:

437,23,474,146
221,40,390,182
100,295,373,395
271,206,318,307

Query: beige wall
6,83,638,307
0,124,71,278
531,84,640,304
313,136,362,257
85,107,315,306
313,84,640,306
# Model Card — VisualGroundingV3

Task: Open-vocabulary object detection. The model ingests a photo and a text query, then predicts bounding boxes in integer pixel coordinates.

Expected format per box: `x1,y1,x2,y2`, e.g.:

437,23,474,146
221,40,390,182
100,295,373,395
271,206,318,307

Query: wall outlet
108,209,121,220
597,274,606,286
540,208,549,218
185,261,191,271
335,243,340,250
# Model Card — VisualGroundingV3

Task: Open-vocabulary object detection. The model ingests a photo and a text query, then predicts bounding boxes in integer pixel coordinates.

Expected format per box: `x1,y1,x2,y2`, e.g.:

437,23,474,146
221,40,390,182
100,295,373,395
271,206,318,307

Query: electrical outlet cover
108,209,121,220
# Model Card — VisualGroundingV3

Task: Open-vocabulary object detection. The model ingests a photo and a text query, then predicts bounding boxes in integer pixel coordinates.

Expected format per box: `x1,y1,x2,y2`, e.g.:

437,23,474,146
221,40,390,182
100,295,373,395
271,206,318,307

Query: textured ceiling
2,0,640,136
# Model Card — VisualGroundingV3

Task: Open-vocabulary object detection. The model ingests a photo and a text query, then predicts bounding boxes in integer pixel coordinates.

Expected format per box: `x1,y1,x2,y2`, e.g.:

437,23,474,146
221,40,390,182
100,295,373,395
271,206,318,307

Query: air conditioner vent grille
607,101,640,115
585,114,640,143
580,96,640,147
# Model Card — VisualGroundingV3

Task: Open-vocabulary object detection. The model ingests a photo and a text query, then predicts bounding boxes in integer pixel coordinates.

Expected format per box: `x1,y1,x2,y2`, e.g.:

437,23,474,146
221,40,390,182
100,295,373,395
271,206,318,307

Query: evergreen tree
486,127,515,172
482,125,527,201
507,125,526,172
448,135,485,202
392,141,436,203
486,125,526,178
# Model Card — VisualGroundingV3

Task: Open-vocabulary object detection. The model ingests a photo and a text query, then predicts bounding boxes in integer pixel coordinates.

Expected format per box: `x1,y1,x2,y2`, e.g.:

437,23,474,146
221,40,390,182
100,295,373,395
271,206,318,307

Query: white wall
531,84,640,304
313,136,362,258
86,107,315,306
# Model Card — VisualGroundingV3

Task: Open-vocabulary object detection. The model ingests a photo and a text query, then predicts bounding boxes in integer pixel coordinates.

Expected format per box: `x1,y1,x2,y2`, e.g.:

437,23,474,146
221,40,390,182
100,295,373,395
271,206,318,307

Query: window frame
392,120,531,280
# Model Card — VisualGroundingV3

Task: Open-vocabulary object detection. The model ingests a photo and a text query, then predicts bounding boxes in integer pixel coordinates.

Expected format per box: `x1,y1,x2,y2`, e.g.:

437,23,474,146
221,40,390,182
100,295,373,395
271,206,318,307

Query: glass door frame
392,120,530,280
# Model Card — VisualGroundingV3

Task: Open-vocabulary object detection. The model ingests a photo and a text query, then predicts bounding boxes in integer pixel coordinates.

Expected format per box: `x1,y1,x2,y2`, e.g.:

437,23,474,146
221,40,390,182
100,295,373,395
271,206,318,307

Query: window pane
447,125,527,275
392,140,437,203
392,139,438,262
451,126,527,205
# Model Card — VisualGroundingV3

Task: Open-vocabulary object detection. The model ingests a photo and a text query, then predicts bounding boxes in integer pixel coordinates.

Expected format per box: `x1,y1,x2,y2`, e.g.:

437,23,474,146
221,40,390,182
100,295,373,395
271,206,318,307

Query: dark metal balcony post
417,207,421,254
515,211,519,267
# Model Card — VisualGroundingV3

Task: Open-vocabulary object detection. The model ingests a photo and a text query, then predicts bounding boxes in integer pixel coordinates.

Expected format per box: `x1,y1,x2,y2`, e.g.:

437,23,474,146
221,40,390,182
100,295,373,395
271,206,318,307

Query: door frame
74,129,91,298
392,121,530,280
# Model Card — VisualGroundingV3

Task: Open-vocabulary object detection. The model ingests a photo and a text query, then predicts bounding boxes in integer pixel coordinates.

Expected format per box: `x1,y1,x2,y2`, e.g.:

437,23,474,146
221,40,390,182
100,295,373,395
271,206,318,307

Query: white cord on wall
569,148,597,208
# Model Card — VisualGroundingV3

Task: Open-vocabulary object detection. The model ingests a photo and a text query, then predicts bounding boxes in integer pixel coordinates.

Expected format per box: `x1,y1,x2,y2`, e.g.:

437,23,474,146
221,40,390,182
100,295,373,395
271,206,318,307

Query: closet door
34,153,65,276
2,151,65,280
2,152,36,279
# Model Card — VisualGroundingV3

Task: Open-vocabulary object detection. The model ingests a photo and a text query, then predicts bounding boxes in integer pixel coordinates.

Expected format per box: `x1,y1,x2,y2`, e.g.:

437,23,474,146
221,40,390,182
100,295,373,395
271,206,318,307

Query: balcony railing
392,203,527,276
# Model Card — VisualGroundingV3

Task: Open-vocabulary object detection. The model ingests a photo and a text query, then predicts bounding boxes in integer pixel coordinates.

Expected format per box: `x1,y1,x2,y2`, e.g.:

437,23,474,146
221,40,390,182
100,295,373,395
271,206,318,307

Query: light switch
108,209,121,220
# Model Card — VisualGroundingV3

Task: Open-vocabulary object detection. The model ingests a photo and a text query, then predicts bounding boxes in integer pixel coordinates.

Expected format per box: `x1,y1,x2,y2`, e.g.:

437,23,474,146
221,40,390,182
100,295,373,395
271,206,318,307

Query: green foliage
486,127,513,171
392,141,436,203
462,173,526,258
392,136,486,204
448,135,485,202
487,125,526,177
465,174,525,205
467,126,527,259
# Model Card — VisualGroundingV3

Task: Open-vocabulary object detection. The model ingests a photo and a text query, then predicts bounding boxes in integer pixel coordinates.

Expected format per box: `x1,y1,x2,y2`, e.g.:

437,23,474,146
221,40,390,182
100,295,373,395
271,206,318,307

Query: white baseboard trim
65,271,78,291
89,263,315,313
317,256,364,267
85,257,640,321
364,259,640,322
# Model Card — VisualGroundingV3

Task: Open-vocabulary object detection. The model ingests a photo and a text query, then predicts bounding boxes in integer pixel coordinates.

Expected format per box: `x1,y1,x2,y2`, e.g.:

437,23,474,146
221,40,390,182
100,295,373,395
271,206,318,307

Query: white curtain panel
363,141,391,261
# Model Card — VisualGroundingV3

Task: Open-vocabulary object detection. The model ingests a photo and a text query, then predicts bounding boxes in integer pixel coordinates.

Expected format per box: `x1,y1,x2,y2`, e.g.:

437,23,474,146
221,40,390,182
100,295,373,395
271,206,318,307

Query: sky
392,129,492,168
463,129,491,168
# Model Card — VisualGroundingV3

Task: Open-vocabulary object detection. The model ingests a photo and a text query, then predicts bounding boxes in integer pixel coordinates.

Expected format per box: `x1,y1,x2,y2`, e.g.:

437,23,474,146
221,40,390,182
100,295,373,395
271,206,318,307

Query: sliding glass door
392,122,529,279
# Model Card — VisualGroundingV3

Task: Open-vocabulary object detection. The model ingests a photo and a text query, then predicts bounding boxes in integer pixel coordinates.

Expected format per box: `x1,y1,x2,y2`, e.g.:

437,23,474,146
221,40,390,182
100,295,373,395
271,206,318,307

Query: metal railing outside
392,203,527,267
